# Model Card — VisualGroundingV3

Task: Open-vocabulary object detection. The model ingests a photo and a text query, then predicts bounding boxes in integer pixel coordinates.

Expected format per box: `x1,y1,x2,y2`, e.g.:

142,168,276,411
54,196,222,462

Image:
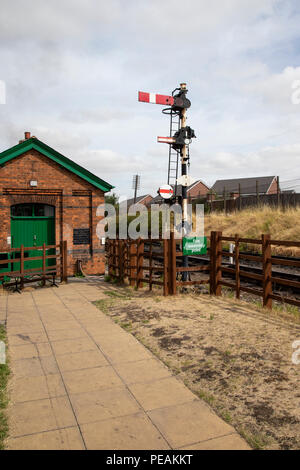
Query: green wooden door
11,204,55,273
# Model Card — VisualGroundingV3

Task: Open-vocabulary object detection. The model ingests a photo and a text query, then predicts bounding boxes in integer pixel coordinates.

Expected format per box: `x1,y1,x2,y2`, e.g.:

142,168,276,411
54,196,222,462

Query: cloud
1,0,300,197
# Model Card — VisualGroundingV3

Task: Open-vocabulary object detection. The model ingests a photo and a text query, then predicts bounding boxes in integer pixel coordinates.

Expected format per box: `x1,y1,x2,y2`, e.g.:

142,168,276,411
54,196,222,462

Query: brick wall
0,149,106,275
267,177,278,195
188,181,210,199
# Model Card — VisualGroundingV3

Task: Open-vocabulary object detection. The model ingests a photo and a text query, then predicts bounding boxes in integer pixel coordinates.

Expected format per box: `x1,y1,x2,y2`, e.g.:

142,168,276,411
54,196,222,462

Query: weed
196,389,215,405
238,427,271,450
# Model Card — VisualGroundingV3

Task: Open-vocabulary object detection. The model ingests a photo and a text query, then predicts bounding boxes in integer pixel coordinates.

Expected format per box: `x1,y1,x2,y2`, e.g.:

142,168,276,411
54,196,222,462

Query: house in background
125,194,153,208
187,179,210,201
210,176,280,200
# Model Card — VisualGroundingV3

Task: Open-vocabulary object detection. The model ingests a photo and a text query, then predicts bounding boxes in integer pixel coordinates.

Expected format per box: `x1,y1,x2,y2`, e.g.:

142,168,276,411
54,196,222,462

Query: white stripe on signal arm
149,93,156,103
157,136,175,143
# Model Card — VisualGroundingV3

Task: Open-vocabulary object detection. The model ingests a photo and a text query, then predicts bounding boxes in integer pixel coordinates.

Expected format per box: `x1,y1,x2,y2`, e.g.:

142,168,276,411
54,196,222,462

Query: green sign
183,236,207,255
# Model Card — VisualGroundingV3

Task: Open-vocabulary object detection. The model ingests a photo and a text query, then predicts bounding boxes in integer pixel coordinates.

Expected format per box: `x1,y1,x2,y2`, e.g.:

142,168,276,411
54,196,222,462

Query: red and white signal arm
158,184,174,199
138,91,174,106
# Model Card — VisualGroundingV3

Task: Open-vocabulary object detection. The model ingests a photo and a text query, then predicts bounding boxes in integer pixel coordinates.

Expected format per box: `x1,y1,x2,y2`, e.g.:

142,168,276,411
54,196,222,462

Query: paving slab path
2,279,250,450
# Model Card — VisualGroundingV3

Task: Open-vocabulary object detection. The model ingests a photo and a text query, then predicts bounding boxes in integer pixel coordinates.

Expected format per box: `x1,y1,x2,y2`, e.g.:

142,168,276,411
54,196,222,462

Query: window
11,204,55,217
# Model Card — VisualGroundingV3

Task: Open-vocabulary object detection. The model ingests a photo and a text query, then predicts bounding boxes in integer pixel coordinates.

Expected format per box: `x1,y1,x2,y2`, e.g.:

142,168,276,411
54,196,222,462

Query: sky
1,0,300,199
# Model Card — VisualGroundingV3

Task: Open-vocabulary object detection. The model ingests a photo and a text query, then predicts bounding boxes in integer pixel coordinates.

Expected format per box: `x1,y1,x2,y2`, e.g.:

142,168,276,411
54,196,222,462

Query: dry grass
204,206,300,256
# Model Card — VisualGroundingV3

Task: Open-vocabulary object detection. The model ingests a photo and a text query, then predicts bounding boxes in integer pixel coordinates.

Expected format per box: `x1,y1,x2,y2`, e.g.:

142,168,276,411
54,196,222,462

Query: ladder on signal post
167,108,180,192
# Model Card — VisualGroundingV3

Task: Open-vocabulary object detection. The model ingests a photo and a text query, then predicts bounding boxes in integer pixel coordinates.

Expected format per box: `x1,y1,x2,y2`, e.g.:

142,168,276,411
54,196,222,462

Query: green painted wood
11,204,55,274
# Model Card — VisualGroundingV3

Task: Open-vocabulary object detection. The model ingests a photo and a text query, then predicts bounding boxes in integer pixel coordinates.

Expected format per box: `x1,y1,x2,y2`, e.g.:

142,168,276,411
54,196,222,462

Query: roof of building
211,176,276,195
125,194,152,207
0,136,114,193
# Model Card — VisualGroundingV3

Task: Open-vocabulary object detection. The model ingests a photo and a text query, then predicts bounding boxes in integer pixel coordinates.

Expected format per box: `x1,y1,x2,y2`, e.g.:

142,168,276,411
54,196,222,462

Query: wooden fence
207,192,300,213
106,232,300,310
0,241,68,292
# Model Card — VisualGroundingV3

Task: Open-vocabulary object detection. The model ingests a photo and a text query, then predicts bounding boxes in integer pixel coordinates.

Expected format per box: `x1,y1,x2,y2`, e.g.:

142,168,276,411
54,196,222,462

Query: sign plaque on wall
73,228,91,245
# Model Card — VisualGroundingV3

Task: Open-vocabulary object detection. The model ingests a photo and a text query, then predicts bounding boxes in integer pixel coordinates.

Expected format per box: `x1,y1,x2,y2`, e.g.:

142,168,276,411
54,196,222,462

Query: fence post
20,244,24,289
118,239,124,284
235,234,240,299
169,231,177,295
262,234,272,309
209,231,216,295
108,240,113,278
42,242,46,286
136,238,144,289
61,240,68,283
163,239,168,296
130,241,137,287
149,240,153,292
60,241,63,282
215,231,222,296
209,231,222,296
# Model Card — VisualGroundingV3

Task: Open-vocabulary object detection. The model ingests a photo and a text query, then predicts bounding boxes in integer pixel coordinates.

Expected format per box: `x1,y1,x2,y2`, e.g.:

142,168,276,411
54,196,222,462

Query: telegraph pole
132,174,140,203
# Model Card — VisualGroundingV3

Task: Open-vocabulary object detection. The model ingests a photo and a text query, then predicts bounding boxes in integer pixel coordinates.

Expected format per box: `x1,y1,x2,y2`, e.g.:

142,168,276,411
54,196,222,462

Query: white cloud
1,0,300,196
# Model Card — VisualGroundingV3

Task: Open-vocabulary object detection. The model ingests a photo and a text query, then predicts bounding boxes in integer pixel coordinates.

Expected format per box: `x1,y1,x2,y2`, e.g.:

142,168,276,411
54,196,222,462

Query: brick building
125,194,153,208
0,133,113,276
211,176,279,199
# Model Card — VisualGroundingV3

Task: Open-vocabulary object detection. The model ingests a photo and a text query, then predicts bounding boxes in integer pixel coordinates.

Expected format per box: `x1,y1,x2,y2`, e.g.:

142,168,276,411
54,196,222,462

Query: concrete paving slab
7,427,85,450
81,412,170,450
7,324,45,335
7,331,49,346
148,400,235,448
9,396,76,437
129,377,196,411
36,342,53,357
47,327,89,342
40,355,60,375
55,349,109,372
51,337,97,356
10,343,39,361
11,357,45,378
43,320,81,331
179,433,251,450
10,374,66,403
62,366,124,394
70,387,141,425
114,358,173,385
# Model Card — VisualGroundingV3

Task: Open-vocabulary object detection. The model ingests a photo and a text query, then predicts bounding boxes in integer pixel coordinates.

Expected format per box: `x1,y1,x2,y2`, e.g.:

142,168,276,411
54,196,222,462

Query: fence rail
0,241,68,291
206,192,300,213
106,232,300,310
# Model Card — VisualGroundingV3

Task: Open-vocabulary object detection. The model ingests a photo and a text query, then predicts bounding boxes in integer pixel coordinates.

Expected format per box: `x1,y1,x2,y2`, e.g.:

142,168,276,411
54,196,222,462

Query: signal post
138,83,195,280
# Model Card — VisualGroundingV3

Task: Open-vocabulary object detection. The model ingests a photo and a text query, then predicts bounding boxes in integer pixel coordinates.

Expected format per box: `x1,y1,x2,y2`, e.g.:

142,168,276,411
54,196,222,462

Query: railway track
143,243,300,297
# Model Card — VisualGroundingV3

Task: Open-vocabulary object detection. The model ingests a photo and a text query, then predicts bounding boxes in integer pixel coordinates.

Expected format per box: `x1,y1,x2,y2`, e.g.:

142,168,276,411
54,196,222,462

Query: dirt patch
96,288,300,450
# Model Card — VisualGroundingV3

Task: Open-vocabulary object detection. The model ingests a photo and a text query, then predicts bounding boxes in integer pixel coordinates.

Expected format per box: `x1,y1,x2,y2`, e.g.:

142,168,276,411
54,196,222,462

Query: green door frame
10,203,56,273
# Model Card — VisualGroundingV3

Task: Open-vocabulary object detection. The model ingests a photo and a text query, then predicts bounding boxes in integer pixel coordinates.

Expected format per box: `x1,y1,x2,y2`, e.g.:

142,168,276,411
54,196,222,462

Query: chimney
24,131,31,140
